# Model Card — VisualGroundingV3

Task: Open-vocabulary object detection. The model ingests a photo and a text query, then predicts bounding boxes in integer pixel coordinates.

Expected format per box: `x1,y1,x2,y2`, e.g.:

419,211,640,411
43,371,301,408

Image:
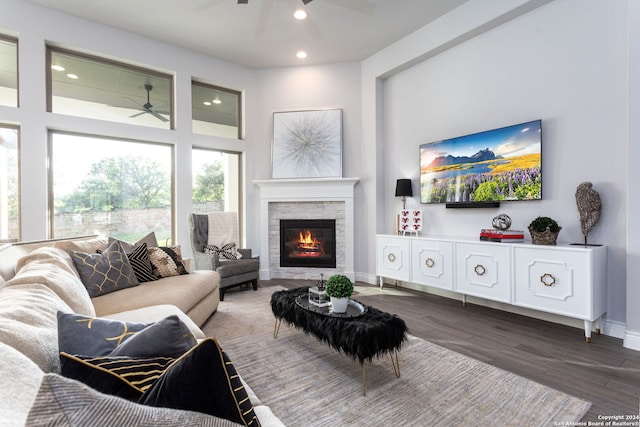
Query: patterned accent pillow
70,240,139,297
60,339,261,427
57,312,197,358
204,243,243,260
26,374,241,427
148,246,188,278
126,243,158,283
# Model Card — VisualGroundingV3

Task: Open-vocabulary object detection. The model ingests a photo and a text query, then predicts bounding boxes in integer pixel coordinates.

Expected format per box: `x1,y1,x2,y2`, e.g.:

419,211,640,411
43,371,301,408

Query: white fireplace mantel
254,178,359,280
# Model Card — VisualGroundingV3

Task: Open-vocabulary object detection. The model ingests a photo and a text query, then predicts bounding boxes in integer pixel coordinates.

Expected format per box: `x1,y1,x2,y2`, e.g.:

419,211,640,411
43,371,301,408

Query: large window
48,48,173,129
192,148,242,238
50,132,173,243
0,36,18,108
192,81,241,139
0,125,18,242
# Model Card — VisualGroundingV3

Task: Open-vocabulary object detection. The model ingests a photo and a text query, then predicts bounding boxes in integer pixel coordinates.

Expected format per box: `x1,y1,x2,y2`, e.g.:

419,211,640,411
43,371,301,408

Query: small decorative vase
330,296,349,313
528,226,562,245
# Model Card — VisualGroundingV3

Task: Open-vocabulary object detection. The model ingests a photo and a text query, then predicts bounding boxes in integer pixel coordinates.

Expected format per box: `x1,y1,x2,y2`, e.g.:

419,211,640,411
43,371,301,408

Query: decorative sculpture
575,182,601,245
492,214,512,230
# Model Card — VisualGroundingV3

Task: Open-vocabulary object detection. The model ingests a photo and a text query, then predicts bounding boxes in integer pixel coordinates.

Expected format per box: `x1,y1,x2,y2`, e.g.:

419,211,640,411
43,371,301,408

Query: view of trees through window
192,148,241,235
50,132,173,243
0,125,18,241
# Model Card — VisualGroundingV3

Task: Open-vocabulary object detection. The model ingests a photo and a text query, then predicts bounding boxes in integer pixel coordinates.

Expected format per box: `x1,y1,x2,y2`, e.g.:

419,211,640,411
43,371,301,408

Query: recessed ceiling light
51,65,65,71
294,9,307,20
296,50,308,59
212,98,222,104
203,101,212,106
66,73,79,79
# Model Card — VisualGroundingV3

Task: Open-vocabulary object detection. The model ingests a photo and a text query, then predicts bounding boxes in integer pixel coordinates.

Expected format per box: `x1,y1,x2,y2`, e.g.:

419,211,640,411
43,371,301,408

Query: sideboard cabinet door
376,235,410,282
411,238,454,290
513,246,606,321
454,242,511,303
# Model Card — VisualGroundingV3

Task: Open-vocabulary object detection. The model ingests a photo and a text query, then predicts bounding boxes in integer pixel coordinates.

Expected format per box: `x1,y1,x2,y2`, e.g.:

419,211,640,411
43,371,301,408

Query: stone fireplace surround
254,178,358,280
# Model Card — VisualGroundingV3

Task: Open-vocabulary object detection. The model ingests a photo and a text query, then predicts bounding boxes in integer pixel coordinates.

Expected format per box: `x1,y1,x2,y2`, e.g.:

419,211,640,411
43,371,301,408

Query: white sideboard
376,234,607,342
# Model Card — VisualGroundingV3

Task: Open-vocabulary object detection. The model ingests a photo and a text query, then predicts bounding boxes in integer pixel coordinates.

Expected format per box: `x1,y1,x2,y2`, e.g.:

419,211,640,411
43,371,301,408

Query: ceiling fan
128,84,169,123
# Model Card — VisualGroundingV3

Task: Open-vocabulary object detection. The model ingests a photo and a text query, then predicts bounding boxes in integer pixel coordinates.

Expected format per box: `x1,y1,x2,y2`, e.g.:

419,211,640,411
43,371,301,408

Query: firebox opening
280,219,336,268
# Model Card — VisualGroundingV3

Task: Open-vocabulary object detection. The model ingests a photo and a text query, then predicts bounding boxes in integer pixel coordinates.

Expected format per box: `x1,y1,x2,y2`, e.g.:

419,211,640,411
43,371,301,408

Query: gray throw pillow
70,240,139,297
57,312,197,358
26,374,241,427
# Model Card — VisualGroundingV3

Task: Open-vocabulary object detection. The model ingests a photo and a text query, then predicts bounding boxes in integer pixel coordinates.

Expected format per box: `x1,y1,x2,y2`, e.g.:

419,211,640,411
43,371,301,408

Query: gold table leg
273,319,282,339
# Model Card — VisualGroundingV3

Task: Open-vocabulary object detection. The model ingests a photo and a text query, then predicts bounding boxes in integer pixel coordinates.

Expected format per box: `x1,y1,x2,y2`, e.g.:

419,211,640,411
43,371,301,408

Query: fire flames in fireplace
296,230,324,256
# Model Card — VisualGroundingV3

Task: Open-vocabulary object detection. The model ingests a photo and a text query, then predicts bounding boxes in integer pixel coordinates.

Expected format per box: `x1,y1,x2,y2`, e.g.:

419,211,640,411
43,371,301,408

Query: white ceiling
23,0,469,69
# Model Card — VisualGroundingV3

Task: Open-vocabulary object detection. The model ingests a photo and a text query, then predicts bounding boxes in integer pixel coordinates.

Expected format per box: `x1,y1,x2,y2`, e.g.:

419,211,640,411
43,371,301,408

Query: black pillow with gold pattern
60,339,261,427
70,240,139,297
57,312,197,358
147,245,189,278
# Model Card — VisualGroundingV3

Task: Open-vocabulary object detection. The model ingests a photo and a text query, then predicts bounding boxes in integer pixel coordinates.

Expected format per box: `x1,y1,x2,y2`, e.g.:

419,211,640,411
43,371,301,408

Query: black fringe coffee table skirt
270,287,408,364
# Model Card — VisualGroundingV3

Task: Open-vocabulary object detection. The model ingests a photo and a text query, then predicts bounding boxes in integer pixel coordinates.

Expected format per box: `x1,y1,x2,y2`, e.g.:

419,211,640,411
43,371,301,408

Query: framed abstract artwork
271,109,342,179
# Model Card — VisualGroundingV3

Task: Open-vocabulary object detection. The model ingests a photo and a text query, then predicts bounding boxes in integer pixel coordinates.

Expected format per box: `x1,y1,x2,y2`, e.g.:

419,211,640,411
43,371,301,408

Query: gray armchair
188,213,259,301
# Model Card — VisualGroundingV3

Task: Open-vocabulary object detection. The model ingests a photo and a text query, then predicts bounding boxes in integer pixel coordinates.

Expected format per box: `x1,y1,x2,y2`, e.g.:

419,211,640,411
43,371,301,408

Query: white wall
363,0,631,339
248,63,363,251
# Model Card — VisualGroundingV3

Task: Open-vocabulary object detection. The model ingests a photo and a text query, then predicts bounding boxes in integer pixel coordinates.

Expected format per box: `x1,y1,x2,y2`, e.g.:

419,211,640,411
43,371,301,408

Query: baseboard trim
623,330,640,351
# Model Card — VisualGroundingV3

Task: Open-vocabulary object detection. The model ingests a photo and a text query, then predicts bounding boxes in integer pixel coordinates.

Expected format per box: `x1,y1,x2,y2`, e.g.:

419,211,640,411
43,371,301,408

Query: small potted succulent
528,216,562,245
325,274,354,313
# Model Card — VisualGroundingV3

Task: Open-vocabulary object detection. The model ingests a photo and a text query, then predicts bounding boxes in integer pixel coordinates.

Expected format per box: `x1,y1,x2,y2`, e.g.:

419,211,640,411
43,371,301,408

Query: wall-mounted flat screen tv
420,120,542,205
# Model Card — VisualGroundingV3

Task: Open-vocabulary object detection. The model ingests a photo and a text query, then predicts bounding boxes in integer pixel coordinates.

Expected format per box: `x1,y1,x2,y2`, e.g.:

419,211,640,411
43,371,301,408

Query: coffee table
270,287,408,395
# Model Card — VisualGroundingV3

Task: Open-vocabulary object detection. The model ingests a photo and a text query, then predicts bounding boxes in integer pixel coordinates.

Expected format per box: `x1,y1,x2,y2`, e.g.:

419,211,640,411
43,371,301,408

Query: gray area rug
202,286,591,427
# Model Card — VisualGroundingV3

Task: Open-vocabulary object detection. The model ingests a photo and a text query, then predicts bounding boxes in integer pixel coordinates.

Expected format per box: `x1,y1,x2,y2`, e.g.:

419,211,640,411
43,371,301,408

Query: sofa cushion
71,240,139,297
7,247,95,317
60,338,260,426
108,232,159,253
0,283,72,372
27,374,242,427
54,237,108,254
216,258,260,278
0,342,45,427
148,245,189,278
58,312,196,358
103,304,206,340
92,270,218,318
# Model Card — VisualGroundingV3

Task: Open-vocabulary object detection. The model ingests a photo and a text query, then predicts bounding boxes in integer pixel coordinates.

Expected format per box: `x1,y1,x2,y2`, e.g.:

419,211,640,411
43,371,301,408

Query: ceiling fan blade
194,0,226,12
238,0,249,4
129,111,147,119
301,0,313,4
147,109,170,123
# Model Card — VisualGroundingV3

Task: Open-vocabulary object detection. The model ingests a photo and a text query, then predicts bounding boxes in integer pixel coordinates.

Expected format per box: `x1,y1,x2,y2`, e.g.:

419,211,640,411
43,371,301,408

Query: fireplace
280,219,336,268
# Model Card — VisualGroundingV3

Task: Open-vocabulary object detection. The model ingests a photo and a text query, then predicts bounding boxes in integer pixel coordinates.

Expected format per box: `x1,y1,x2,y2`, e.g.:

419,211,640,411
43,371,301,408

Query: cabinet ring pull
474,264,486,276
425,258,435,268
540,273,556,287
387,253,396,262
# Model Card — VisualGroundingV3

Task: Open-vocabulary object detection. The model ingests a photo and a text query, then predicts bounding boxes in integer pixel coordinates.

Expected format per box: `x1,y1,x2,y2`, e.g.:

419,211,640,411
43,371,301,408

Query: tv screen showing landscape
420,120,542,204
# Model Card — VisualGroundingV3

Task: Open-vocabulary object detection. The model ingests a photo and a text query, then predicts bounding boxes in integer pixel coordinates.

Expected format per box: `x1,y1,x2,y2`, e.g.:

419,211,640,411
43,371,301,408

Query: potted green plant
528,216,562,245
325,274,354,313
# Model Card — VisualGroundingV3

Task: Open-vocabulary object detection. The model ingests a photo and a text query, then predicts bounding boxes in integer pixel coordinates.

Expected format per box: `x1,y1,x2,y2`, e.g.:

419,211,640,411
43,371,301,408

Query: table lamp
395,179,413,209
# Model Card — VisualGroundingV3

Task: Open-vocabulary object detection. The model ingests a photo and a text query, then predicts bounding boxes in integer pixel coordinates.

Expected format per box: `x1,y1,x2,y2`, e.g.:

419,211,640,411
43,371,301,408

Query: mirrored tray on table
295,295,368,318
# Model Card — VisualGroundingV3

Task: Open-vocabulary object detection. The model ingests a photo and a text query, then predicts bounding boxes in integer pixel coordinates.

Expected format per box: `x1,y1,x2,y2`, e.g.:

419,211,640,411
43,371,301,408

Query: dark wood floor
258,279,640,422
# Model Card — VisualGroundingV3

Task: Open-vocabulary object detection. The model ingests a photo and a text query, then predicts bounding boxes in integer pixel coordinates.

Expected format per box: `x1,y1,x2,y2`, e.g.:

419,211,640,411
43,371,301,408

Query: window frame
0,34,19,108
0,123,20,242
191,80,242,140
46,46,175,129
47,130,176,242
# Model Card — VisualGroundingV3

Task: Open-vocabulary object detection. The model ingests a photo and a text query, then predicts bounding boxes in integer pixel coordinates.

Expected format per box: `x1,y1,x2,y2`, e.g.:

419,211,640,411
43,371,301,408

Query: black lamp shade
395,179,413,197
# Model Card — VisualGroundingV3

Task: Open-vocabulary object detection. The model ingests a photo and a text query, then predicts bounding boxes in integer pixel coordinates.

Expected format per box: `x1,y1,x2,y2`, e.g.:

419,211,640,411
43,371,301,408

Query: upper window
0,36,18,108
49,132,173,243
48,48,173,129
0,125,19,242
192,81,241,139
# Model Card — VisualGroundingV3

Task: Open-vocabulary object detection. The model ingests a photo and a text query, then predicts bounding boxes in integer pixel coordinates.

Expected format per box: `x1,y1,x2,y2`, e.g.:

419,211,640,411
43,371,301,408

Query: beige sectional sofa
0,237,285,426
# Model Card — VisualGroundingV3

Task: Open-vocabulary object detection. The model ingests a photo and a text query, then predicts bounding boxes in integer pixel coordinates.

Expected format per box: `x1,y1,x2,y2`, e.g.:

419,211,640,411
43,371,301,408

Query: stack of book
479,229,525,242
